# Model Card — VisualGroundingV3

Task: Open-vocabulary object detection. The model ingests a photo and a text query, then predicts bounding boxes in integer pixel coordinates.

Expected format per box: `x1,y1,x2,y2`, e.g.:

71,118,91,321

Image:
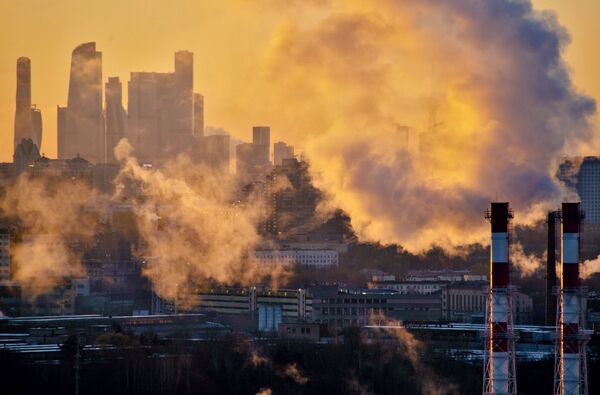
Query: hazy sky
0,0,598,162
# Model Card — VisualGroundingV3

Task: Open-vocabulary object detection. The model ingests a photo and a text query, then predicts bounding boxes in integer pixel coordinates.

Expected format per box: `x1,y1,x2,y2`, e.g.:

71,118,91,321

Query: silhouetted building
14,57,42,150
58,42,104,163
578,157,600,224
193,93,204,137
31,105,42,149
127,51,195,164
252,126,270,165
273,141,294,166
556,156,600,260
105,77,126,163
264,158,319,238
236,128,274,182
173,51,194,144
28,154,93,186
201,134,229,172
236,143,257,181
14,57,33,149
13,138,40,174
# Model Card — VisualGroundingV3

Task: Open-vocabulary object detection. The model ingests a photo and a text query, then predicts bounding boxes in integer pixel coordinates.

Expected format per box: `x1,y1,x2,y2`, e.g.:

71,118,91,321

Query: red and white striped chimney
555,202,586,395
484,202,516,395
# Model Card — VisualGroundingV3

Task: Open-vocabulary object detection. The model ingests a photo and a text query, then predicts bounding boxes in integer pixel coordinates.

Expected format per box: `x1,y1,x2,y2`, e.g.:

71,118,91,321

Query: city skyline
0,0,599,254
0,0,598,163
2,2,600,393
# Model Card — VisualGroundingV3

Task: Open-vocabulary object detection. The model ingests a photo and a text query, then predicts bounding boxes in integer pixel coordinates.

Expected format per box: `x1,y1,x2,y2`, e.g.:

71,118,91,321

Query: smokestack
483,202,517,395
546,211,558,326
554,202,588,395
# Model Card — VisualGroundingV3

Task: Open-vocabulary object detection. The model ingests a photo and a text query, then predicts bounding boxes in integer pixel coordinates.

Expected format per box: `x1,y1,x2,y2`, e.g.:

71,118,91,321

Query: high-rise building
194,93,204,138
264,158,319,238
236,142,257,181
127,51,195,164
201,134,229,172
578,157,600,224
105,77,127,163
173,51,193,141
252,126,270,165
58,42,104,163
57,106,68,159
128,71,165,163
274,141,294,166
14,57,42,150
31,105,42,149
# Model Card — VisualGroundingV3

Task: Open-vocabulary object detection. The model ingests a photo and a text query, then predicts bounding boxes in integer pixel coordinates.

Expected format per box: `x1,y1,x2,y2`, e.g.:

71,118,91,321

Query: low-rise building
369,280,447,295
157,287,314,333
441,283,533,324
279,321,326,342
311,286,442,331
254,249,338,267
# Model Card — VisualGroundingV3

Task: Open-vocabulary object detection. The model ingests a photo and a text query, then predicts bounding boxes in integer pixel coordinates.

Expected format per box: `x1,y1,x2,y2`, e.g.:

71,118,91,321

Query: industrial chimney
483,202,517,395
546,211,558,326
554,202,588,395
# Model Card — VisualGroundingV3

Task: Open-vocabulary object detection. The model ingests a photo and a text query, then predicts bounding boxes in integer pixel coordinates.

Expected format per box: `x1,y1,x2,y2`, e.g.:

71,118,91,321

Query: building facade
311,287,442,331
254,249,339,267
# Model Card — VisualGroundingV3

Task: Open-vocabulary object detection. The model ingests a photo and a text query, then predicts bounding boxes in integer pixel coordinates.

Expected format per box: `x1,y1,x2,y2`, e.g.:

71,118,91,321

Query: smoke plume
0,175,98,296
510,242,543,276
113,139,290,307
368,314,459,395
245,0,596,251
582,254,600,279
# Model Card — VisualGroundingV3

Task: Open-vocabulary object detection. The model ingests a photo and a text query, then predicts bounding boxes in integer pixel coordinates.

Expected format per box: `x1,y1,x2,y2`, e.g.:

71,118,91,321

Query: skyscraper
202,134,230,172
578,156,600,224
58,42,104,163
194,93,204,138
173,51,193,145
236,143,256,181
14,57,40,150
274,141,294,166
31,105,42,149
127,51,195,164
105,77,127,163
253,126,270,165
128,71,164,163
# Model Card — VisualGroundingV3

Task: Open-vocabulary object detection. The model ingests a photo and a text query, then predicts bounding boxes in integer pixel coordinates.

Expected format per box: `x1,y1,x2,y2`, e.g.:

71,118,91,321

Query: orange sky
0,0,598,162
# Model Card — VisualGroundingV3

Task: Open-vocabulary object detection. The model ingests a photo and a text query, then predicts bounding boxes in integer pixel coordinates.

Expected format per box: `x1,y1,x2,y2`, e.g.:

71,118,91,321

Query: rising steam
0,175,98,296
113,139,290,306
246,0,596,251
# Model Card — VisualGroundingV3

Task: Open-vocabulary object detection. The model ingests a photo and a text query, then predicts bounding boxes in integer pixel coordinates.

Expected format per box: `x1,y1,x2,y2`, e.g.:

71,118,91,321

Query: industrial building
311,286,442,330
